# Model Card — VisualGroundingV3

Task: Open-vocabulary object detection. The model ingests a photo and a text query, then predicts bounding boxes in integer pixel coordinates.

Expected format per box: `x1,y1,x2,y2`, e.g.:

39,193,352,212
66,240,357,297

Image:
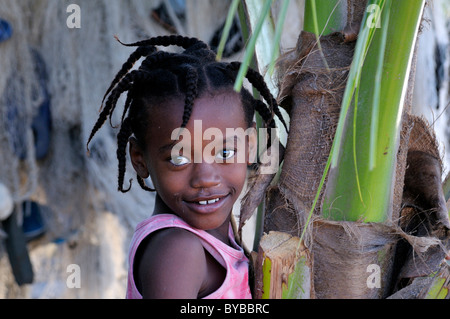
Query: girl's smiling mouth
183,194,230,214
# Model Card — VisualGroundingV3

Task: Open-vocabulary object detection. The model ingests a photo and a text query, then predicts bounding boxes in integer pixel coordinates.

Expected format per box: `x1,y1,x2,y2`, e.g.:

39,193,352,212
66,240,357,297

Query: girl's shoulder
144,225,205,252
135,214,208,272
135,226,208,298
134,214,207,261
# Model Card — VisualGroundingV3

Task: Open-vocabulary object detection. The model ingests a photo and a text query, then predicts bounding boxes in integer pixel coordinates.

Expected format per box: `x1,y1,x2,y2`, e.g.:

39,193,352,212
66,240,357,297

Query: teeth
198,198,220,205
208,198,219,204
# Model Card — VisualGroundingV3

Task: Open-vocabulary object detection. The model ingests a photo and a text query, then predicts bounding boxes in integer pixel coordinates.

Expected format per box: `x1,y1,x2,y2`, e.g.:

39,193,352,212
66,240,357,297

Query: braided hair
87,35,287,193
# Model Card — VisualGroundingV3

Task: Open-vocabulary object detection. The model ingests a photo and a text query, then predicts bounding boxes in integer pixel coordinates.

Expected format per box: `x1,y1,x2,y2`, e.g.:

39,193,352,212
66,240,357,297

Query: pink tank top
126,214,252,299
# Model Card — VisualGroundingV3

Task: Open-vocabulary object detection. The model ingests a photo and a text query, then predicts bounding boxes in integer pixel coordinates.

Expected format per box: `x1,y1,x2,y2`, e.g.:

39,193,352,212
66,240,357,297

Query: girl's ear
247,122,258,166
129,137,150,179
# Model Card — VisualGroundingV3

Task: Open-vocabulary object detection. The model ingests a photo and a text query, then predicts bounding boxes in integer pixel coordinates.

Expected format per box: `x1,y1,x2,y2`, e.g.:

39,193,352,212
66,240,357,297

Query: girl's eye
217,149,235,161
169,155,190,166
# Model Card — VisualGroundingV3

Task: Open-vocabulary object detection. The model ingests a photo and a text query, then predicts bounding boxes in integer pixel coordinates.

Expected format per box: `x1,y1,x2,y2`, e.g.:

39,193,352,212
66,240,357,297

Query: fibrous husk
392,115,450,292
312,217,446,299
388,260,450,299
268,30,356,238
311,114,450,298
239,142,285,235
256,15,450,300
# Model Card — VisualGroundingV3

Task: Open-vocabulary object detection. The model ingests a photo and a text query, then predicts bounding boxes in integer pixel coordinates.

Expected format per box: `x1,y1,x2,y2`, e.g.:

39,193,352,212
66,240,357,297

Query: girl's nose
190,162,220,189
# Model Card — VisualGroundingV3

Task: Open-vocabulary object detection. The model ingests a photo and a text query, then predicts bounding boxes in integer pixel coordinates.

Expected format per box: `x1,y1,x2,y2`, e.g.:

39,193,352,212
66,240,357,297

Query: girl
87,35,286,299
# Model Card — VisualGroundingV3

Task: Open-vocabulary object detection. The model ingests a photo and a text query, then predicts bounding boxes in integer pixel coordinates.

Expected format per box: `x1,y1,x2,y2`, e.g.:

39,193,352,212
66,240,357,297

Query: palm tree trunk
252,0,449,299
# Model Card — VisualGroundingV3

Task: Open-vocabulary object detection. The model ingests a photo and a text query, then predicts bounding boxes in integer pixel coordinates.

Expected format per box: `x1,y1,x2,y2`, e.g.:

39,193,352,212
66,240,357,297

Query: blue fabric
0,19,12,43
4,48,52,160
22,201,46,241
31,49,52,160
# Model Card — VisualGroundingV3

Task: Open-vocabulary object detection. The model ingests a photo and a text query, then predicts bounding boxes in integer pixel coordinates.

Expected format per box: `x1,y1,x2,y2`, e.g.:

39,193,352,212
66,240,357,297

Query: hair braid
87,69,141,151
115,35,207,51
87,88,123,152
119,67,168,126
245,68,288,131
101,45,157,108
116,117,133,192
181,66,198,128
140,51,175,71
137,175,155,192
226,62,288,132
254,99,276,151
254,100,276,129
121,93,133,124
109,70,157,128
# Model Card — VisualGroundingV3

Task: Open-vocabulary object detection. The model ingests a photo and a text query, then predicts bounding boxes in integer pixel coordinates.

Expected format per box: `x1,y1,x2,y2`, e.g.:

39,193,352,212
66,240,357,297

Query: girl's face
130,90,257,233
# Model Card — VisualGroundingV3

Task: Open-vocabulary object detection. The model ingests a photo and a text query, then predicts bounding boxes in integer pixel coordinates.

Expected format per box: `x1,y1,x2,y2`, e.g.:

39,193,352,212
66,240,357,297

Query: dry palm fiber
393,115,450,285
254,8,449,297
310,217,446,299
388,261,450,299
262,30,355,239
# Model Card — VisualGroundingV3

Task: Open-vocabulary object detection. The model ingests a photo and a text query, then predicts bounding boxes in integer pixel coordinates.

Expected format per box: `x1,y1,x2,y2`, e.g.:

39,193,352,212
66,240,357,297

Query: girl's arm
136,227,208,299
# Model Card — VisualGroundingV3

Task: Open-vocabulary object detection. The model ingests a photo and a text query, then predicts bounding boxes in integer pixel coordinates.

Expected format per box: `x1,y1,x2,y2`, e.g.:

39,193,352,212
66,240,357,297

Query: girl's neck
153,194,231,245
205,218,231,246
